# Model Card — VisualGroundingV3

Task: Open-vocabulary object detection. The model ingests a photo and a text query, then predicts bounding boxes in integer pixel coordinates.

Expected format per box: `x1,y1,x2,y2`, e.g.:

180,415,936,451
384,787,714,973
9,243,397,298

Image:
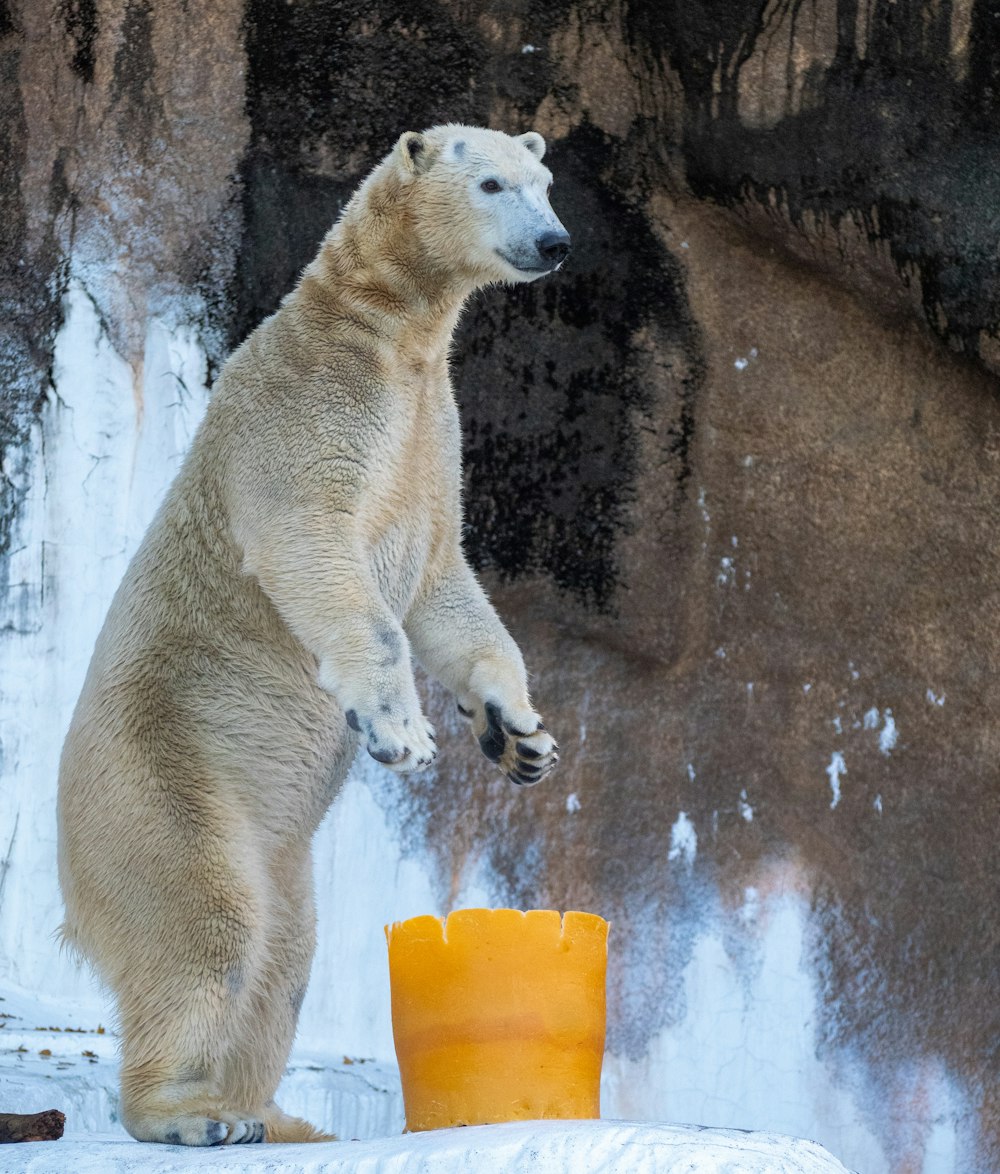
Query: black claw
516,741,543,760
515,762,544,778
370,745,404,765
345,709,361,732
479,701,507,762
508,769,539,786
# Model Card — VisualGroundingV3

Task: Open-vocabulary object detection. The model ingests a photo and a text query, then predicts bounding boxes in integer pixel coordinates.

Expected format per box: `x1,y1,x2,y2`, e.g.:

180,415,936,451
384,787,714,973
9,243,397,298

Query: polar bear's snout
536,229,571,269
501,188,570,276
496,206,571,276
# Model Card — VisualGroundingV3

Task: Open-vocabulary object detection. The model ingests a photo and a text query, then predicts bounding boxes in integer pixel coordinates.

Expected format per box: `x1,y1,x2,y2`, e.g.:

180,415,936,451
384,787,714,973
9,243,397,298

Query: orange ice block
385,908,608,1131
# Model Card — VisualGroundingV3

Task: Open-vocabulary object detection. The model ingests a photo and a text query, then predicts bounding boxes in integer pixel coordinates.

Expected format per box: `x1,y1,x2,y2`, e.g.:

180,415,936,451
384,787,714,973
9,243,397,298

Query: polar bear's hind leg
219,852,335,1143
114,832,270,1144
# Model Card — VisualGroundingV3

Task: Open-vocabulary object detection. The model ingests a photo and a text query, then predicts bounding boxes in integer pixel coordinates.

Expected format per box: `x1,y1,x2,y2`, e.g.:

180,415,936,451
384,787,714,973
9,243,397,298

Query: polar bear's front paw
461,699,559,785
345,706,437,774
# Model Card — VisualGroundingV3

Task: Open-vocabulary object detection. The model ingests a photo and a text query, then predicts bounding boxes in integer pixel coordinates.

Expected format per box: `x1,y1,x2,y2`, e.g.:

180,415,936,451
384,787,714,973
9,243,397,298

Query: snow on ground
6,1120,850,1174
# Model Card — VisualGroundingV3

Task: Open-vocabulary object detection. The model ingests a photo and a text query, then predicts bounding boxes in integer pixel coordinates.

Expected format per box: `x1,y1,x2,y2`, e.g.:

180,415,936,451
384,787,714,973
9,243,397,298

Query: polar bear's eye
480,179,502,194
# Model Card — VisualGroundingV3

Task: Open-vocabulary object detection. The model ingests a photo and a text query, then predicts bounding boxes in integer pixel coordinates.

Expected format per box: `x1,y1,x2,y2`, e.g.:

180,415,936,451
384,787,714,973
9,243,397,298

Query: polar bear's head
392,124,571,286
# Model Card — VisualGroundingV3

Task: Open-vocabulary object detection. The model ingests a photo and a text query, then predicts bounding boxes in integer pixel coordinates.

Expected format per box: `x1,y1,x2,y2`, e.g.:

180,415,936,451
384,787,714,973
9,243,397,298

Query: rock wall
1,2,998,1171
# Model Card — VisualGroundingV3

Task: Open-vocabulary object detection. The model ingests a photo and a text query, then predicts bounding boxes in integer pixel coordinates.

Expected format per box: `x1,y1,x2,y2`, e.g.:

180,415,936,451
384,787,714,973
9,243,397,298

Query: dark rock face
455,123,703,608
2,1,999,1169
643,1,1000,368
0,6,63,558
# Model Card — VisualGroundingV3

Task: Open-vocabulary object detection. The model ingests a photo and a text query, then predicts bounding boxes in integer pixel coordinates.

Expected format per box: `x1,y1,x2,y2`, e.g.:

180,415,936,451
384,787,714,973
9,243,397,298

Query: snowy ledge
1,990,852,1171
14,1120,850,1173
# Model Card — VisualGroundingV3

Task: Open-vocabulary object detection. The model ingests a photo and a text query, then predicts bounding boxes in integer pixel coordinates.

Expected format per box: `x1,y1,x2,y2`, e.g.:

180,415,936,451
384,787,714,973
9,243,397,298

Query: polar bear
57,125,568,1146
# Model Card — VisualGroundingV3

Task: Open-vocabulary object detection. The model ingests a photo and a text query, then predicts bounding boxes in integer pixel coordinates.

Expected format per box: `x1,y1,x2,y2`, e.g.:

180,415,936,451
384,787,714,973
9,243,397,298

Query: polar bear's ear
396,131,435,176
517,131,546,161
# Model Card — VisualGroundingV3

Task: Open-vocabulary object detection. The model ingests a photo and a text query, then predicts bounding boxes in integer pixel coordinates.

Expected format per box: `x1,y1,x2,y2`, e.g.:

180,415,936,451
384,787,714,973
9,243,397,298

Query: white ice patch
668,812,697,868
303,768,439,1060
602,876,963,1174
878,710,897,755
738,789,754,822
863,708,897,755
926,689,946,707
687,763,697,782
578,688,591,747
718,556,735,586
740,885,760,924
697,487,710,526
826,752,847,809
874,793,883,815
566,792,581,814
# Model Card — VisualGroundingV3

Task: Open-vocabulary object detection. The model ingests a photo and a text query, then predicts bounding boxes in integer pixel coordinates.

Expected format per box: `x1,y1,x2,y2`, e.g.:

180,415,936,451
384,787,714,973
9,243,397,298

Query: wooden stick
0,1110,65,1143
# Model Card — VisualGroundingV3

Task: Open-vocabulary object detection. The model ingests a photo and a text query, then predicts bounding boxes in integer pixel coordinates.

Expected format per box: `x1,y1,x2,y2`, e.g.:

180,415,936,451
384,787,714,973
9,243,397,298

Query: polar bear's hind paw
154,1113,264,1146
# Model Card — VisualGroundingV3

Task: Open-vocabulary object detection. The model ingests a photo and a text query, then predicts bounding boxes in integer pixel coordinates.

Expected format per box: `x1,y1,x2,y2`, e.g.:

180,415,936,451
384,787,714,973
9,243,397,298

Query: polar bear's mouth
496,249,559,275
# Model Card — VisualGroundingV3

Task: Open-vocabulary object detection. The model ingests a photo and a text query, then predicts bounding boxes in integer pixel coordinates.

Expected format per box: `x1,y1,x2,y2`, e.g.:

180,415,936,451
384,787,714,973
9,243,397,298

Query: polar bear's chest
364,387,459,615
369,514,432,615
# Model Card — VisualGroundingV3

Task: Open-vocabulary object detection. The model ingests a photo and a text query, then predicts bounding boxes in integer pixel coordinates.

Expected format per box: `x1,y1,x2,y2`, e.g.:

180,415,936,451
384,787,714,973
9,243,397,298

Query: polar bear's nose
536,230,571,266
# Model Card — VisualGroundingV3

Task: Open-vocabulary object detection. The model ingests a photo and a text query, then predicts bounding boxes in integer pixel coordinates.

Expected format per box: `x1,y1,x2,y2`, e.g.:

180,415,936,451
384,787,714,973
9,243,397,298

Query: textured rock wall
1,2,998,1171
